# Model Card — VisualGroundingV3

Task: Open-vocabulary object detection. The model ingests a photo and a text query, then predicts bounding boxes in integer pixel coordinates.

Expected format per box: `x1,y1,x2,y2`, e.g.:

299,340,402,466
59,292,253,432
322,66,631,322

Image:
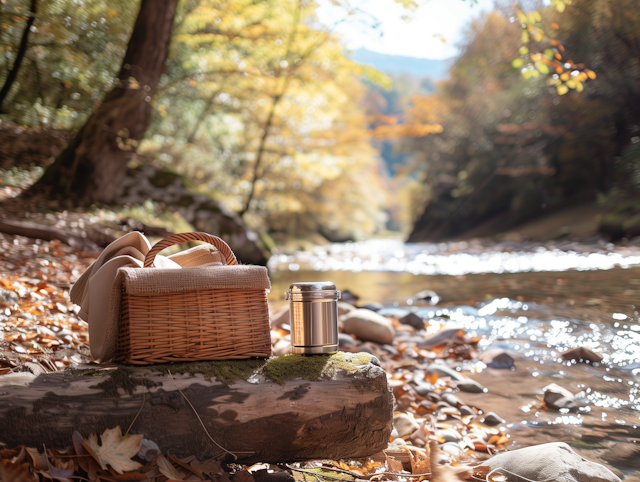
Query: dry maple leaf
157,455,186,481
82,427,143,474
428,441,472,482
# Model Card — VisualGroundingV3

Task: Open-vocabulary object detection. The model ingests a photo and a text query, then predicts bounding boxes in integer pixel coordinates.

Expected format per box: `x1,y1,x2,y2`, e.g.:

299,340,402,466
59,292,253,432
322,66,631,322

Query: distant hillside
351,48,451,80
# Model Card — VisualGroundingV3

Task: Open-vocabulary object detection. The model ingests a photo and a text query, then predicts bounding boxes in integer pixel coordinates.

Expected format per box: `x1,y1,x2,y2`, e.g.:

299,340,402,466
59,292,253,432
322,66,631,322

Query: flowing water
268,239,640,474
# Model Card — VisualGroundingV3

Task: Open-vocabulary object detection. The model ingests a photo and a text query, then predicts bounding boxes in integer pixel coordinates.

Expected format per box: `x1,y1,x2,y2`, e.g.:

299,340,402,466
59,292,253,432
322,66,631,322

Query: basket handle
143,232,238,268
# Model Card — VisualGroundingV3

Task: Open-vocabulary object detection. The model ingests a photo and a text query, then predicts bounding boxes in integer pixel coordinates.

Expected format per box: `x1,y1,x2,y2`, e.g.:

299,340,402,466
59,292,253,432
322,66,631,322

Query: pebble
398,312,425,330
440,442,462,456
380,344,398,356
441,392,464,407
341,309,395,345
438,429,462,443
456,379,485,393
337,301,357,316
561,347,603,364
270,307,290,330
394,412,420,438
272,335,291,356
477,349,515,369
417,327,466,349
359,302,385,312
340,290,359,304
0,288,18,304
459,405,475,416
543,383,580,412
410,289,439,305
482,412,505,426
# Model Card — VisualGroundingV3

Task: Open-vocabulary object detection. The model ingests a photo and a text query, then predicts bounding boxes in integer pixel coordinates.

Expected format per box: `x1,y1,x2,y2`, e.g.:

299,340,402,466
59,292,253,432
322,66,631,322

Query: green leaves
512,58,524,69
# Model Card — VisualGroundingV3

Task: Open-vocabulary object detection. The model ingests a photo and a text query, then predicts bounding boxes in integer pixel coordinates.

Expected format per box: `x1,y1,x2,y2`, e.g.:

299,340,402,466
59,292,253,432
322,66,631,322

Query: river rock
270,307,290,329
441,442,462,457
543,383,580,412
341,309,395,345
410,290,440,305
359,302,384,312
438,429,462,443
604,443,640,468
478,349,515,369
417,327,466,349
459,405,475,416
337,301,357,316
394,412,420,438
340,290,359,304
399,312,425,330
272,335,291,356
482,412,505,426
478,442,621,482
0,288,18,304
457,379,485,393
561,347,603,364
441,392,464,407
424,362,485,392
338,333,359,353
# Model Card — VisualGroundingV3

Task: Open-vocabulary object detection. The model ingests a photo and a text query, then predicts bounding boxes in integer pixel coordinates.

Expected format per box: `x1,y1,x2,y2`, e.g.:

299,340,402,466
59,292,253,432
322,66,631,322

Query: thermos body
285,282,340,354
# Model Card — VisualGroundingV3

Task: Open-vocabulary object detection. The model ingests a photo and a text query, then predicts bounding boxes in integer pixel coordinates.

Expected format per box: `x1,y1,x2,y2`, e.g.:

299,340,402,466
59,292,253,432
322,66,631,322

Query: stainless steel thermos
285,282,340,354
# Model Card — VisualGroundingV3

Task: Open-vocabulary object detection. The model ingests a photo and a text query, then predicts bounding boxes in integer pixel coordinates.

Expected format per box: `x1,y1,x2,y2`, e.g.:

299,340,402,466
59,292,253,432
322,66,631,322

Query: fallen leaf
157,455,185,481
234,470,255,482
82,427,143,474
25,447,47,470
429,441,472,482
169,454,203,480
0,459,34,482
190,458,222,478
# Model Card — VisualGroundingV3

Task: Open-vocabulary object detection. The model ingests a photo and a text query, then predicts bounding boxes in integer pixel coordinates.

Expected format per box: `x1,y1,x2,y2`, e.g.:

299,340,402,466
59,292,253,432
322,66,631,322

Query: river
268,238,640,473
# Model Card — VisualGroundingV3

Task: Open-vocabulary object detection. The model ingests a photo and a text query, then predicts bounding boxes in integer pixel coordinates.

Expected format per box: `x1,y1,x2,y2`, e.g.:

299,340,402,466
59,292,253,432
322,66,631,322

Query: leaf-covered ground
0,231,620,482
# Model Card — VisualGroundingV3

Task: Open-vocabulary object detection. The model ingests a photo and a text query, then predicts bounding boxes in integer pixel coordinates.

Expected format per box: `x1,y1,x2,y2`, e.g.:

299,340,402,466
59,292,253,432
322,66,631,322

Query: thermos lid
285,282,341,300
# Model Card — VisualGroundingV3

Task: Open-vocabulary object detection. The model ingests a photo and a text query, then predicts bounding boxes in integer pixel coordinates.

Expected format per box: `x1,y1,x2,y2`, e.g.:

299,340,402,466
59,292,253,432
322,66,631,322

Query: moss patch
149,359,266,385
89,367,161,401
145,352,372,386
263,352,372,385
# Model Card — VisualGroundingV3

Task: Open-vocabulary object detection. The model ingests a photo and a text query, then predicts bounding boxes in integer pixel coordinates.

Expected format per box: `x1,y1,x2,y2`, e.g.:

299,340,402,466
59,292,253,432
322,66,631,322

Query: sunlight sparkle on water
270,239,640,275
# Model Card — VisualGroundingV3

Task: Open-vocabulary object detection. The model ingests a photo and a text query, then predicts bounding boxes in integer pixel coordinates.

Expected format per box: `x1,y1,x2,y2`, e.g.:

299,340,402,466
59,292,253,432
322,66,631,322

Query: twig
125,389,146,436
285,464,432,480
167,370,239,461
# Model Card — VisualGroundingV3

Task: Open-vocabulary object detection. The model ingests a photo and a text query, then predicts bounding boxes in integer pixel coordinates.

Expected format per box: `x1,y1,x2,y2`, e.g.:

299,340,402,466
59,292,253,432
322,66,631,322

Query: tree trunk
0,356,393,463
27,0,178,205
0,0,37,113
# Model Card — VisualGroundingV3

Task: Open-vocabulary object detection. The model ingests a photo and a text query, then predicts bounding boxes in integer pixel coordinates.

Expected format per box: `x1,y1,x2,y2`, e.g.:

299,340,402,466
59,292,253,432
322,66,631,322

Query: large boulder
478,442,621,482
117,166,270,264
341,309,395,345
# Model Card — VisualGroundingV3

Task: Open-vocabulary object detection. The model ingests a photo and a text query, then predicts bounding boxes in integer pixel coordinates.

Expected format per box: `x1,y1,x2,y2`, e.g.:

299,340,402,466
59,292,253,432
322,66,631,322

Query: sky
315,0,496,60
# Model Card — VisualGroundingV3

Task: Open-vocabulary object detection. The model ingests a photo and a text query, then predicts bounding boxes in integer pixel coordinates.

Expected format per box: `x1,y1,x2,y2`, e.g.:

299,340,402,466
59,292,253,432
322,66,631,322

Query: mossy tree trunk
0,356,393,463
27,0,178,205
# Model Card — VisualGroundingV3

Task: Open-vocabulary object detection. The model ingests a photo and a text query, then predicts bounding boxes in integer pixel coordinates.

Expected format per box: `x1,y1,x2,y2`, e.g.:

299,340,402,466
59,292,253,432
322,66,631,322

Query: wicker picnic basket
114,232,272,365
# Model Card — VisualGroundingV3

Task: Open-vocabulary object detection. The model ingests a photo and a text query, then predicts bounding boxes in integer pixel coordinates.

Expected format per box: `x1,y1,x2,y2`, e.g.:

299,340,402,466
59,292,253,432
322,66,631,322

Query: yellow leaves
560,72,570,81
374,123,443,140
512,58,523,69
82,426,143,474
537,63,550,75
519,46,528,56
586,69,596,79
107,8,118,17
517,10,528,24
557,84,569,95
